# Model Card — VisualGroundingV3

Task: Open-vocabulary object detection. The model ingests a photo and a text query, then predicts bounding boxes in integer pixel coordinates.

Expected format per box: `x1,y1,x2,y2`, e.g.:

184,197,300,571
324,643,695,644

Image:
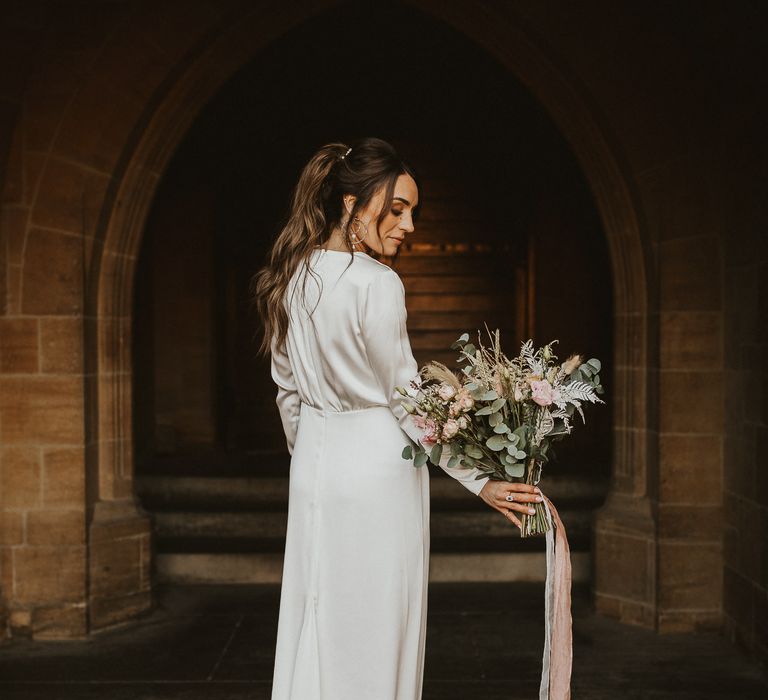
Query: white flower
438,383,457,402
442,419,460,440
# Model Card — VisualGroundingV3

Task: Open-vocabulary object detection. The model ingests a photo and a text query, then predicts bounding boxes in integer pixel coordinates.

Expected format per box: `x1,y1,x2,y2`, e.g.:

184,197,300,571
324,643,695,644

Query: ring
505,494,515,502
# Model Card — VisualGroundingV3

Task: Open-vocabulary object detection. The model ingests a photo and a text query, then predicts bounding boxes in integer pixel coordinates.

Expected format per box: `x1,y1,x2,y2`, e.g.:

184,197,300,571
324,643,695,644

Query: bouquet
398,327,605,537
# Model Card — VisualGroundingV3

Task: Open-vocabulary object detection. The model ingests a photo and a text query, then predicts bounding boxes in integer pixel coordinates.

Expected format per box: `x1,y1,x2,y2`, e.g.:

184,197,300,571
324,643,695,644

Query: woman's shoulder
309,247,402,292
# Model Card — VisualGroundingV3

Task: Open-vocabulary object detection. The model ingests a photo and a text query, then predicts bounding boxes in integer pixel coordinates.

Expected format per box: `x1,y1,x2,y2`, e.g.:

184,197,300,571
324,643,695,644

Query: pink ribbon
537,493,573,699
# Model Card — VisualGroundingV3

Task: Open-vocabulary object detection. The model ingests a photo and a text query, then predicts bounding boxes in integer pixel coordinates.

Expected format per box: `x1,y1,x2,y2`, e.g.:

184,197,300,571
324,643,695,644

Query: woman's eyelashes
391,208,404,217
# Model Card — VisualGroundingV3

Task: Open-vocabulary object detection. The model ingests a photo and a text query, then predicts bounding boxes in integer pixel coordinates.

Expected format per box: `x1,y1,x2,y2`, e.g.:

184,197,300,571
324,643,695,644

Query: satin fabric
269,247,490,699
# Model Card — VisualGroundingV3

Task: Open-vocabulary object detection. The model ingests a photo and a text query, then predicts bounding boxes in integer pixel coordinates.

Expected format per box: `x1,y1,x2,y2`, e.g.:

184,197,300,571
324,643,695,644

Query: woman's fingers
505,502,538,515
499,491,541,504
501,507,522,529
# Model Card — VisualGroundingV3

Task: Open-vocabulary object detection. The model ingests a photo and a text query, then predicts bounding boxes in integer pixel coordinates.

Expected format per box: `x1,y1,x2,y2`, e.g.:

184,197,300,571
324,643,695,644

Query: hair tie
340,147,352,160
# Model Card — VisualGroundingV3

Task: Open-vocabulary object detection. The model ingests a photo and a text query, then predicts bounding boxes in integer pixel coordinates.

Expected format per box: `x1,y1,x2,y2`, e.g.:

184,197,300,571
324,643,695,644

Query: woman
251,137,543,699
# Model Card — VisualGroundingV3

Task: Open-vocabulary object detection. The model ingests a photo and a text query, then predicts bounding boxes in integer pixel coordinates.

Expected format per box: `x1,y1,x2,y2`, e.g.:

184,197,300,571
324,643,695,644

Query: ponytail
250,142,349,357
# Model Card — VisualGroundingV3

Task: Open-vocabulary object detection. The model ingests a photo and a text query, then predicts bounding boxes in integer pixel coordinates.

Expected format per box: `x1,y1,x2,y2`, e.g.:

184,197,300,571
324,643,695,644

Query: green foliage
465,444,484,459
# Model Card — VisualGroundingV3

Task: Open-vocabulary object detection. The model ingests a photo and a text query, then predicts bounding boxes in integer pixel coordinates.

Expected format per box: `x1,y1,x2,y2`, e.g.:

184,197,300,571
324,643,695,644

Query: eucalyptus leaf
486,435,509,451
480,390,498,401
414,451,428,468
493,422,510,434
463,343,476,356
465,444,484,459
447,455,460,468
587,358,601,372
505,463,525,478
488,411,503,427
402,445,413,460
430,443,443,465
515,449,527,460
463,455,476,466
475,406,494,416
491,397,507,411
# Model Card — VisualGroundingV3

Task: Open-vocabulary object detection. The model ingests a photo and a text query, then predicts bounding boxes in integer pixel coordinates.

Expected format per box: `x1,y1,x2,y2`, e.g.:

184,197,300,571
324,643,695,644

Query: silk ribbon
537,493,573,699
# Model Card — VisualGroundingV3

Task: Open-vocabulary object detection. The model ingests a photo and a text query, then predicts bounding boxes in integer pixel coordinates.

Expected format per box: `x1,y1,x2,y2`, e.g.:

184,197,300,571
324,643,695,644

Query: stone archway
89,0,653,629
0,1,666,637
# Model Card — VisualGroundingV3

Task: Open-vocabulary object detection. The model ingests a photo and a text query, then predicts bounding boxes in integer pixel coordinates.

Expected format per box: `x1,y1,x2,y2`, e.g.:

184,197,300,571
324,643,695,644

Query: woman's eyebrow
393,196,416,206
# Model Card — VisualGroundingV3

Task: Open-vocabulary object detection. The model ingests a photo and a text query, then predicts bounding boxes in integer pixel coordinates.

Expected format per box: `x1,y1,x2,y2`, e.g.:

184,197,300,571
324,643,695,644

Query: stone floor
0,583,765,699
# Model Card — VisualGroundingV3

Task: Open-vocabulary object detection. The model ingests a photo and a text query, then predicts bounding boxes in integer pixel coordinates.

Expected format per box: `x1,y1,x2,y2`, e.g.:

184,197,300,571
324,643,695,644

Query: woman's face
344,173,418,257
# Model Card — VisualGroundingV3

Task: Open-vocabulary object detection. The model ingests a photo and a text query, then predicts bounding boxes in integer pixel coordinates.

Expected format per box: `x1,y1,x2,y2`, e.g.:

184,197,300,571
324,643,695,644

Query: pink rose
441,419,459,440
530,379,558,407
412,414,427,429
420,417,438,446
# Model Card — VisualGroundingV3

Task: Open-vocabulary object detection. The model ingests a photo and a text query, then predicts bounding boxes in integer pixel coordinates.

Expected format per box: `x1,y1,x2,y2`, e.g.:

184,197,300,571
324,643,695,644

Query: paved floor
0,583,765,699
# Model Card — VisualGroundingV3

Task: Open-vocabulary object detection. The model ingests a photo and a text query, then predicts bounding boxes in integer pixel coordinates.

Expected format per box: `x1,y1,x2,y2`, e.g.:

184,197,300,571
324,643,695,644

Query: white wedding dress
269,247,490,700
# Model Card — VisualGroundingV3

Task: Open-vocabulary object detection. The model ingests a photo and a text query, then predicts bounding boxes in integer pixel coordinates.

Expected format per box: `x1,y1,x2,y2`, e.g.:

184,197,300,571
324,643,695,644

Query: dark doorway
133,1,612,477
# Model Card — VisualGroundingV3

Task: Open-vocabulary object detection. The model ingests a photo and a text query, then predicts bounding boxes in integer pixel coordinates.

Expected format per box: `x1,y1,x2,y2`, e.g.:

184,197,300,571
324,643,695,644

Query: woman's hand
479,480,543,530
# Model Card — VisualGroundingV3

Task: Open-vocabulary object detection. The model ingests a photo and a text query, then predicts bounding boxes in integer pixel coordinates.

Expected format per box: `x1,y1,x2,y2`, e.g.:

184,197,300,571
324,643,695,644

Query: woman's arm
270,333,301,456
361,269,490,496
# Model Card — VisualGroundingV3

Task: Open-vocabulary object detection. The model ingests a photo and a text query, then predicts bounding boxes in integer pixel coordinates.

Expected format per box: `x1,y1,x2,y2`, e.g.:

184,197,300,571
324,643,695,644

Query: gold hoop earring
348,216,369,247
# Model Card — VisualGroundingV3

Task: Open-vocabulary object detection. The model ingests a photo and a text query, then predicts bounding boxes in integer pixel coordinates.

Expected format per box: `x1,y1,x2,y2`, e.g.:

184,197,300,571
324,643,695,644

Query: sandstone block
0,446,40,507
12,545,86,605
659,433,722,503
26,509,85,546
0,317,38,373
659,540,721,609
660,311,722,371
42,447,85,507
595,529,653,602
0,375,84,445
659,370,724,433
20,227,82,315
39,317,83,373
29,157,109,241
659,235,721,311
0,512,24,545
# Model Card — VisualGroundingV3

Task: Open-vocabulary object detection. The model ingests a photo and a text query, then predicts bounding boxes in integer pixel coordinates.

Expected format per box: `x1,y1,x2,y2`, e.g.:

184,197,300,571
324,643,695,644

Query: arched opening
89,0,652,627
132,5,613,467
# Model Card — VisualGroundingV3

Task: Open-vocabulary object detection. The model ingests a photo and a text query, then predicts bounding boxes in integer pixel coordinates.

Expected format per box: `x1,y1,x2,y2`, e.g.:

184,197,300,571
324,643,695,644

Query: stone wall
0,0,763,664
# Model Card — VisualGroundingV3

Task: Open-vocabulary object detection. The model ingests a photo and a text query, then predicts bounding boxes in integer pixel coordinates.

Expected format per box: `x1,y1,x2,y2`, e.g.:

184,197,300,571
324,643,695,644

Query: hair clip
341,147,352,160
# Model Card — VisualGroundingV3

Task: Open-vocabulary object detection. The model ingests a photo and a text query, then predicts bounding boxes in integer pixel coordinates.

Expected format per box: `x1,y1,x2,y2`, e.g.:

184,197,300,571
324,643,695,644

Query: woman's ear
343,194,356,216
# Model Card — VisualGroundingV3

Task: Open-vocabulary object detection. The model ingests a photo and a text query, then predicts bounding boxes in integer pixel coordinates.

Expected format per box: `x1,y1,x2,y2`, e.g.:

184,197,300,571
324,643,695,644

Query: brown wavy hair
250,136,420,358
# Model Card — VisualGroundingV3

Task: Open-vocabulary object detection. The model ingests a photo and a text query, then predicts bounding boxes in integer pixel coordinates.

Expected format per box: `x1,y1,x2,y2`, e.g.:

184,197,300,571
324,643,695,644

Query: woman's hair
250,136,420,358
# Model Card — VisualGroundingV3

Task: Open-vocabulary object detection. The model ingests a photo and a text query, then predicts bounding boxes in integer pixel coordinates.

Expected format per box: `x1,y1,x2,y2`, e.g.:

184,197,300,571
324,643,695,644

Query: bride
251,137,543,699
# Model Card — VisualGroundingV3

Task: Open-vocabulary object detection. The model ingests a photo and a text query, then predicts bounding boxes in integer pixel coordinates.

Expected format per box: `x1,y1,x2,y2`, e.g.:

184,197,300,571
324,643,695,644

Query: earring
348,216,369,248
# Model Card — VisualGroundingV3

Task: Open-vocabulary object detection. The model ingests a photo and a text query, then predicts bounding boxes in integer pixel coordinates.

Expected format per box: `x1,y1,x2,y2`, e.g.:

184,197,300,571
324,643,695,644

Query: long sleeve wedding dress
269,247,489,700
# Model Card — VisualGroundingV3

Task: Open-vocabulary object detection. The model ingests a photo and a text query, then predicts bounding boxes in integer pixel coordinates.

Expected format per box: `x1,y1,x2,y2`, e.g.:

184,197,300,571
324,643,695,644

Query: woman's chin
385,242,403,256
